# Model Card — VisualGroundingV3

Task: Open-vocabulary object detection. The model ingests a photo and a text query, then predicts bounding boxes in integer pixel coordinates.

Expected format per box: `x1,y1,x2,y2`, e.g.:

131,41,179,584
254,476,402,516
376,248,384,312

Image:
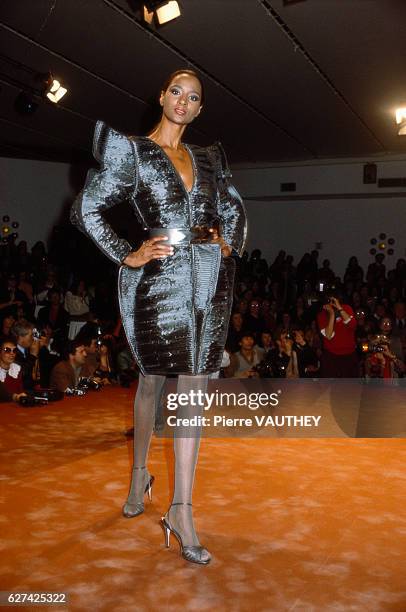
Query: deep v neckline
145,138,196,195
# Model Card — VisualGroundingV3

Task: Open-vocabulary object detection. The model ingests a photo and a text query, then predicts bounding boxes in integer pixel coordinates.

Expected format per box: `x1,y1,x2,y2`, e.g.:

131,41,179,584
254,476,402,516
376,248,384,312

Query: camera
19,394,48,407
18,388,64,406
77,377,102,391
361,334,388,354
65,387,86,396
252,360,273,378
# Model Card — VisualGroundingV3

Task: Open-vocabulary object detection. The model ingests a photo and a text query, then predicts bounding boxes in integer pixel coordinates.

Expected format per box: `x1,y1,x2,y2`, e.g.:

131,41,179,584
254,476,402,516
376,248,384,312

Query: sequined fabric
72,121,247,375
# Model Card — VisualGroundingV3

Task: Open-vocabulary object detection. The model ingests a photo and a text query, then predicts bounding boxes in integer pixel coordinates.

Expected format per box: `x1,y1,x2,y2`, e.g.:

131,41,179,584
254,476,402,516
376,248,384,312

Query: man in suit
50,339,93,392
10,319,40,391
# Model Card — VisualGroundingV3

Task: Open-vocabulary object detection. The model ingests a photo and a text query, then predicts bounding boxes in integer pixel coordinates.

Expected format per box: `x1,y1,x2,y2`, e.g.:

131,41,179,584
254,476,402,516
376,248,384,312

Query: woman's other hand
123,236,174,268
209,228,232,257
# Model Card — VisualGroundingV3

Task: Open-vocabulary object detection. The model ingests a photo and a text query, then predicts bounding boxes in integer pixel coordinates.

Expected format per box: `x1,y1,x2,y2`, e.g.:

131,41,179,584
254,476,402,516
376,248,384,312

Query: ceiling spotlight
45,77,67,103
395,107,406,135
156,1,180,24
143,1,181,25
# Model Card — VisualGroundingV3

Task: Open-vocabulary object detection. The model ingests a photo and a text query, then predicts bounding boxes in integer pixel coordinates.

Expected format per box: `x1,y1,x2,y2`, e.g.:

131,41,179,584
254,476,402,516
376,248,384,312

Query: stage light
143,1,181,25
395,107,406,135
45,78,67,103
156,1,181,24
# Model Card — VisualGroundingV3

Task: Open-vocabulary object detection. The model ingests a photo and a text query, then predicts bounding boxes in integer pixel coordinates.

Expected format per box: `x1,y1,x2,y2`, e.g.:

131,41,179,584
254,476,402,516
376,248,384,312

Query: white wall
0,157,78,248
1,154,406,279
232,157,406,277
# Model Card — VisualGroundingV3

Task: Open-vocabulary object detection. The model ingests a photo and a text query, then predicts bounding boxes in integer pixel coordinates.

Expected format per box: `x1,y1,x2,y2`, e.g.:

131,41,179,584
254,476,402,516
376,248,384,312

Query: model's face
0,342,17,368
160,74,202,125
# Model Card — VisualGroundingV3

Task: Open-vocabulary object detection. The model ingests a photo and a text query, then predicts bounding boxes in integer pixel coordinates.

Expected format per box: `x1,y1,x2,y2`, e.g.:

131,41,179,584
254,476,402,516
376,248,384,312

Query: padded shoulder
92,120,132,166
206,141,233,180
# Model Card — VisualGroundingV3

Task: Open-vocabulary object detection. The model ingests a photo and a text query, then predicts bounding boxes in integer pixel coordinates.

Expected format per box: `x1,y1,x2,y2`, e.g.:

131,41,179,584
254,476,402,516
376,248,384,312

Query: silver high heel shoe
122,466,154,518
160,503,211,565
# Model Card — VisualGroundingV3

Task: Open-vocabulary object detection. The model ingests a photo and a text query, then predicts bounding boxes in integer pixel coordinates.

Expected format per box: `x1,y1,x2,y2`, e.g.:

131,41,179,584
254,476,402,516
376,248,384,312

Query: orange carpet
0,387,405,611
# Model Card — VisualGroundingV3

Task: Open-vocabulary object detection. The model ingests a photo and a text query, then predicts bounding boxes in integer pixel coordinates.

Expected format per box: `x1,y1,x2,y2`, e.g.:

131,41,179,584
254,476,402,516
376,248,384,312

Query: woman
0,337,26,402
72,69,247,564
64,279,90,318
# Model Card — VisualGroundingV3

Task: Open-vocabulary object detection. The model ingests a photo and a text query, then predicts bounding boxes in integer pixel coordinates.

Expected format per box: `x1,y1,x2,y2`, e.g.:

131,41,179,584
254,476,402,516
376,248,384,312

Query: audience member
10,319,40,391
2,231,404,382
64,279,90,318
0,337,26,401
37,288,69,336
317,295,358,377
224,334,263,378
50,339,93,392
291,328,319,377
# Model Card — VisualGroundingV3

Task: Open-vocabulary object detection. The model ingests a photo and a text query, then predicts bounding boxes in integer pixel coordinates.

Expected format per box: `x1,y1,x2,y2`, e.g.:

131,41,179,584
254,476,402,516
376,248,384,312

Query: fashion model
72,69,247,564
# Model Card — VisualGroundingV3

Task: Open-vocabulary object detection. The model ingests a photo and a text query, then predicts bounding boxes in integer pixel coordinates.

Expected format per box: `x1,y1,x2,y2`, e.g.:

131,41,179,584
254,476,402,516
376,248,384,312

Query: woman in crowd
0,337,26,402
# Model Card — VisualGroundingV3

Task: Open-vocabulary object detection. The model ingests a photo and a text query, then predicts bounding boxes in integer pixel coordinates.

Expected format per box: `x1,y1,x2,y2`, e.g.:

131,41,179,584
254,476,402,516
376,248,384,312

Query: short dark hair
62,339,85,360
240,333,255,342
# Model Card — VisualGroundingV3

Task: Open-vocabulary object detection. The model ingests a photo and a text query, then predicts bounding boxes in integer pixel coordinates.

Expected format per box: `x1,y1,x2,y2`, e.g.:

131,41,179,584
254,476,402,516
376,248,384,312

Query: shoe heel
162,519,171,548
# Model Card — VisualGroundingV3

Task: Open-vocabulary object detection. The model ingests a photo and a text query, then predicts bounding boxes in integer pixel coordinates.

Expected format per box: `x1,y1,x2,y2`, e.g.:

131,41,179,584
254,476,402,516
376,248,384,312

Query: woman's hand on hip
209,228,232,257
123,236,174,268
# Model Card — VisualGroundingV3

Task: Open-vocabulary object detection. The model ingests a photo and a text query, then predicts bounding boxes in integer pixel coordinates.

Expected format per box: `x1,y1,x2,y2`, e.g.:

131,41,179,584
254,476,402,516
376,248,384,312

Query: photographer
10,320,41,391
365,317,405,378
317,295,358,377
75,328,114,383
50,339,93,392
264,328,299,378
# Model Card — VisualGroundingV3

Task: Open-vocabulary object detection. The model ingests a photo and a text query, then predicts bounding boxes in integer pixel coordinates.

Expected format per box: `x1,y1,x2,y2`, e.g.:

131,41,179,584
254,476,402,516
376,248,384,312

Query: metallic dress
72,121,247,375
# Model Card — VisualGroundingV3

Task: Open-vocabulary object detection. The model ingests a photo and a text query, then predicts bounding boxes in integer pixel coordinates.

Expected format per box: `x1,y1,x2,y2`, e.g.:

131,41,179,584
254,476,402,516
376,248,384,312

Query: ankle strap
171,502,192,506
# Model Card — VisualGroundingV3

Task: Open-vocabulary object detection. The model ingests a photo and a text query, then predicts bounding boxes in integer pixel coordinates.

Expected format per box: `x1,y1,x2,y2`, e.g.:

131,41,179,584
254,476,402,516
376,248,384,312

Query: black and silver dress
72,120,247,375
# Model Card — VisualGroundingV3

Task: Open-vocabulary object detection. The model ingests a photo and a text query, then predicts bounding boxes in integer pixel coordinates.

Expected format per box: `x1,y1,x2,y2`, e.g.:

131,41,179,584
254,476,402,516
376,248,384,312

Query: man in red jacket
317,295,359,377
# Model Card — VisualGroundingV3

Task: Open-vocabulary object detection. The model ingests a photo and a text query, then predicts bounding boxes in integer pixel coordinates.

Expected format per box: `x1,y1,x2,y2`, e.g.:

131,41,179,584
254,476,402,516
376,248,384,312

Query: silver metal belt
148,227,214,246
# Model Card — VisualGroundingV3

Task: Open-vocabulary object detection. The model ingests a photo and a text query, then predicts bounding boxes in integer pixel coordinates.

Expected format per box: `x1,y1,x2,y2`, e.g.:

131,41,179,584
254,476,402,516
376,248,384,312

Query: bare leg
123,373,166,517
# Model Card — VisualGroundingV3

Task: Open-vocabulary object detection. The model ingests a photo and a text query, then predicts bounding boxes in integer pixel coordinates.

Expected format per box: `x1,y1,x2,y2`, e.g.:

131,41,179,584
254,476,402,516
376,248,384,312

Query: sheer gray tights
167,374,208,547
124,373,208,547
124,374,165,513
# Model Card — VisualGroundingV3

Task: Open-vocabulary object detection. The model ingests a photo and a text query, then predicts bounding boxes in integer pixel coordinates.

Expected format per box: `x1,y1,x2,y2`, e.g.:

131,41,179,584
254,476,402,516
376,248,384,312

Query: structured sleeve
208,142,247,257
71,120,135,265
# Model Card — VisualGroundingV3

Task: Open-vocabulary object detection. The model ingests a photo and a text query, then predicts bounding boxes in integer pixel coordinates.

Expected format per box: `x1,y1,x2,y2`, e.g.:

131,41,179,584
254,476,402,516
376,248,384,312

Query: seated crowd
1,237,405,403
